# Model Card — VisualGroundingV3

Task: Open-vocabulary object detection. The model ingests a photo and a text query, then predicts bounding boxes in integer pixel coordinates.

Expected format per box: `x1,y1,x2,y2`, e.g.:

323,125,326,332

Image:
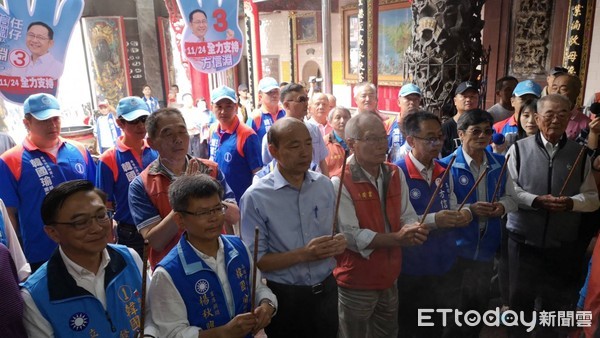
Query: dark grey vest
507,133,584,248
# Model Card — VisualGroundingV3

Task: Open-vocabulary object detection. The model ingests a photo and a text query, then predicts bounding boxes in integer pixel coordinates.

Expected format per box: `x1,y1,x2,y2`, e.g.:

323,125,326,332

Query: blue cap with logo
23,93,61,120
258,77,279,93
211,86,237,103
116,96,151,121
513,80,542,98
399,83,422,97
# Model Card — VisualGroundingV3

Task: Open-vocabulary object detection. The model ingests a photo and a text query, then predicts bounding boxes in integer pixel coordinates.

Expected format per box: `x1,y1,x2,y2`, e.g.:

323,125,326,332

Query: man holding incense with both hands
149,174,276,338
332,113,470,338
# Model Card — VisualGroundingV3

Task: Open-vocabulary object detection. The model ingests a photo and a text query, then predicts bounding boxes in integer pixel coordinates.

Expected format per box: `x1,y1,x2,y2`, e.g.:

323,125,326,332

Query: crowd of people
1,70,600,338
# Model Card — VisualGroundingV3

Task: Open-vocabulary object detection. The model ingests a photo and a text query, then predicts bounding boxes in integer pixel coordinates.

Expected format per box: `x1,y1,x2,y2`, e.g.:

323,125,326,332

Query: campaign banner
177,0,244,73
0,0,84,104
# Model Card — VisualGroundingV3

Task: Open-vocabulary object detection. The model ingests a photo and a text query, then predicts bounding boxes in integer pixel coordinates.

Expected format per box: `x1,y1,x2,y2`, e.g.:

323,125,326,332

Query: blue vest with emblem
441,146,506,261
22,245,142,337
396,156,457,275
159,234,252,335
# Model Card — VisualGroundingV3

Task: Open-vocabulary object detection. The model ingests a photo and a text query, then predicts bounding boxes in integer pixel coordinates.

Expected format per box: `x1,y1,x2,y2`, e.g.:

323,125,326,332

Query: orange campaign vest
334,161,403,290
140,158,218,267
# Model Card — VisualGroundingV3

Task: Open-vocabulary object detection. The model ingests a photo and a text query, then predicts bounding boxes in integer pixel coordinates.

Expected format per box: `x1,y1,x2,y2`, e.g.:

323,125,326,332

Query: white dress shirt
148,237,277,338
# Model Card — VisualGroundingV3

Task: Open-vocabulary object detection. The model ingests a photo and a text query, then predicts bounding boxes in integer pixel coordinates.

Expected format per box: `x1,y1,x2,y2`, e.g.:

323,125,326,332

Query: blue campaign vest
22,245,143,337
441,147,506,261
0,209,6,247
159,235,252,334
209,122,261,203
396,157,457,275
248,109,286,141
97,144,158,224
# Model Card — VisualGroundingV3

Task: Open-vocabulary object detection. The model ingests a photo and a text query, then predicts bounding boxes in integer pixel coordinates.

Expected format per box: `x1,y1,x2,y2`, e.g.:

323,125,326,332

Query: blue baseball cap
399,83,422,97
23,93,61,120
116,96,151,121
258,77,279,93
513,80,542,98
211,86,237,103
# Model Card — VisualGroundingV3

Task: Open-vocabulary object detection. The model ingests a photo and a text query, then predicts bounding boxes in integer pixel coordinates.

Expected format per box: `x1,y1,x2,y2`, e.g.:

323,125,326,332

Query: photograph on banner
0,0,84,104
177,0,244,73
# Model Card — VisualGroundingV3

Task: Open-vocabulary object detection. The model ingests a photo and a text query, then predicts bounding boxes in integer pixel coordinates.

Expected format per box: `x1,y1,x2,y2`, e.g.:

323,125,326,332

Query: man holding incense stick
149,175,276,338
332,113,434,338
505,94,599,337
441,108,517,337
241,118,346,338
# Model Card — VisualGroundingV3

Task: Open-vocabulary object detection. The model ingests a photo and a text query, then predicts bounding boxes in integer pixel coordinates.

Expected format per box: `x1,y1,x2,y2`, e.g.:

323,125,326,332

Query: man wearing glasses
21,180,155,337
96,96,157,258
247,77,286,141
0,93,95,271
441,109,517,337
9,22,63,79
187,9,209,42
208,86,262,203
260,83,329,175
128,108,238,269
505,95,599,336
149,174,277,337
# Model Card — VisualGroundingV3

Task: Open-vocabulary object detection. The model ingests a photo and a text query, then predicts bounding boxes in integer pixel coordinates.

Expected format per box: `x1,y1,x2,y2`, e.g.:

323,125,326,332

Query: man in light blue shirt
241,118,346,338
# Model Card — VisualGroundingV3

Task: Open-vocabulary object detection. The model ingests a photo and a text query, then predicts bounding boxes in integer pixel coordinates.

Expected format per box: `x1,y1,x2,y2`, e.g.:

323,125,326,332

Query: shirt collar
218,115,240,135
59,246,110,277
22,136,65,152
272,165,317,190
116,136,150,153
461,148,487,169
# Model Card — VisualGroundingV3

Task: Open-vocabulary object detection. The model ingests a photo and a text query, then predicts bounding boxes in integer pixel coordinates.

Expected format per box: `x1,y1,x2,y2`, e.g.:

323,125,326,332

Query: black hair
280,83,305,103
169,174,224,212
516,98,538,140
495,76,518,92
403,110,441,136
145,108,185,139
189,9,207,23
28,21,54,40
41,180,104,225
457,109,494,131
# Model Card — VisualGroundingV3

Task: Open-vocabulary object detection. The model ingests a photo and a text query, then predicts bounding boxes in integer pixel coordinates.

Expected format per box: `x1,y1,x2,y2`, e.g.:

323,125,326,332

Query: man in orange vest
128,108,238,268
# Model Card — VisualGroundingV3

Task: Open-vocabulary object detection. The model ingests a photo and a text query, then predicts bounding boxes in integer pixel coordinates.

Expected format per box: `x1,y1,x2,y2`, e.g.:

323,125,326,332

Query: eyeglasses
122,116,148,125
52,212,111,231
27,32,50,41
191,20,208,25
465,128,493,136
178,204,228,219
286,96,308,103
355,136,388,145
412,135,445,145
538,112,569,122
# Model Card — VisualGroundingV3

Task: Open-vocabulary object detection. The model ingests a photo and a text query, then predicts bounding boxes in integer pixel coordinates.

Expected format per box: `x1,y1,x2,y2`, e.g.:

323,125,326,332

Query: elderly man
441,109,517,337
96,96,157,258
247,77,286,141
128,108,238,268
241,118,346,338
308,92,333,137
261,83,329,175
441,81,480,157
208,86,262,202
389,83,422,163
0,93,95,271
506,94,599,337
493,79,542,136
541,66,568,97
21,180,154,337
550,73,590,140
332,113,440,338
487,76,519,123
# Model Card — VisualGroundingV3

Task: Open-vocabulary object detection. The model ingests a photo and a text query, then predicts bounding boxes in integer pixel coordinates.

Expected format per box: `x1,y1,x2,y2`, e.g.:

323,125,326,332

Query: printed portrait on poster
0,0,84,104
177,0,244,73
